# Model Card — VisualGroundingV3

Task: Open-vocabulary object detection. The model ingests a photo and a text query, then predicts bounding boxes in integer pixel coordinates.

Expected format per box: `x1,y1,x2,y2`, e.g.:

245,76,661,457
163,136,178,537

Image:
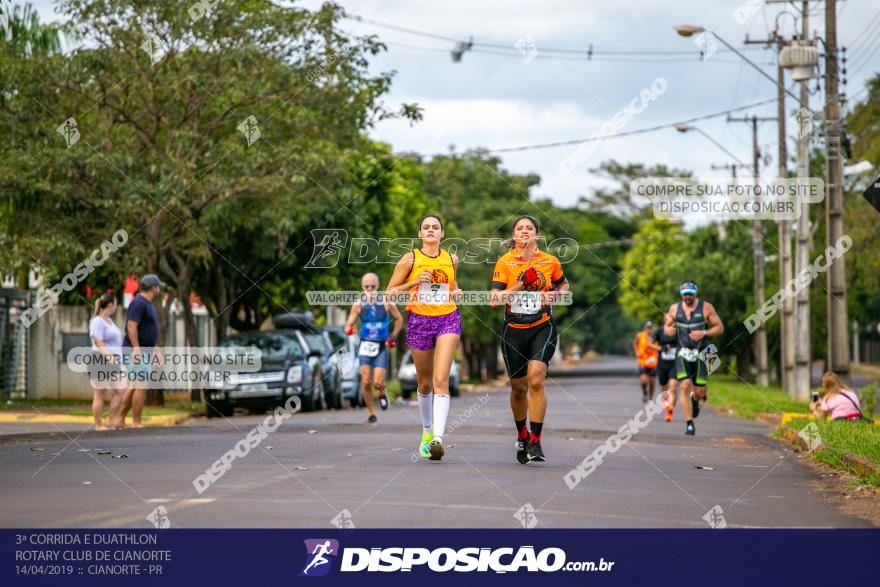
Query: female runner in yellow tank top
386,214,462,461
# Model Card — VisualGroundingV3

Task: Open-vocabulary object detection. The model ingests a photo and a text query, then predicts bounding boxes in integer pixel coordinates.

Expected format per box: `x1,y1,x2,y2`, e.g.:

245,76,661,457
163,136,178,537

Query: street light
674,123,753,173
673,23,801,103
673,24,704,37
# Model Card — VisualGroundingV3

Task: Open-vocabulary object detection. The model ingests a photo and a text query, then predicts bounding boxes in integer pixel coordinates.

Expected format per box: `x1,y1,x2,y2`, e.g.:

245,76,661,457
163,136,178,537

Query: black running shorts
676,354,709,386
501,320,558,380
657,359,677,386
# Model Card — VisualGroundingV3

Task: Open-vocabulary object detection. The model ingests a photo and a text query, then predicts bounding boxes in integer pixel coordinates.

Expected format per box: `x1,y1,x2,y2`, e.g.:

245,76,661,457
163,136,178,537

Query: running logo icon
306,229,348,268
237,115,261,146
300,539,339,577
56,117,80,148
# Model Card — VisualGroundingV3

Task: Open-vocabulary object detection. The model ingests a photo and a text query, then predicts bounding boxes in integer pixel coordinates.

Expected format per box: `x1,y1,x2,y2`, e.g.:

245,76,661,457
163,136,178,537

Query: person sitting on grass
810,372,863,421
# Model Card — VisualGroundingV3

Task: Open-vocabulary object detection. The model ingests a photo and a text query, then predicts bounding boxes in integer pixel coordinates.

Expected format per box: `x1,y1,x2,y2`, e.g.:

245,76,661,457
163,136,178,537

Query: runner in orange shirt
633,320,659,403
490,215,569,464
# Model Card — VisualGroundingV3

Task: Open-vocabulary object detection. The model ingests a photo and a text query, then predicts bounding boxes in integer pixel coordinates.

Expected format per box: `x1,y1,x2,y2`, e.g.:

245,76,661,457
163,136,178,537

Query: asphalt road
0,357,870,528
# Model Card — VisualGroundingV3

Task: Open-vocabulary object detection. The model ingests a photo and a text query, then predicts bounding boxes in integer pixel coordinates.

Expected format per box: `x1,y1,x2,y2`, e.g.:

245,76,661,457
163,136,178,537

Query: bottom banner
3,529,875,586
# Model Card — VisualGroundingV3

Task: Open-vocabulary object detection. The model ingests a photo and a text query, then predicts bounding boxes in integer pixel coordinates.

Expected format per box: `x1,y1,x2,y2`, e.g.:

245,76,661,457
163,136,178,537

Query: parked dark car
205,331,315,417
272,312,344,410
324,325,364,408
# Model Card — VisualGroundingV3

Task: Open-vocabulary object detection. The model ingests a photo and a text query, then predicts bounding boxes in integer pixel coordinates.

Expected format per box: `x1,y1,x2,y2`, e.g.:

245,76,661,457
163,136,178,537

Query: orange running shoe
664,409,673,422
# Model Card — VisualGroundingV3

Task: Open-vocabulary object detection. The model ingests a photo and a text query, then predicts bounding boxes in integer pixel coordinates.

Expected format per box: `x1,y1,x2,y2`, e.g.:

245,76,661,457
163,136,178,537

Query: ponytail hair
94,293,116,316
505,215,540,250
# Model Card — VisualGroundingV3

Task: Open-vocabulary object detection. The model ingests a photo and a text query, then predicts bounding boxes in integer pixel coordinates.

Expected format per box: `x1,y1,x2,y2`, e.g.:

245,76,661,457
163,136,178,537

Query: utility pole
824,0,849,381
745,28,795,395
710,162,748,242
710,162,747,180
727,113,776,387
777,61,795,396
794,0,812,400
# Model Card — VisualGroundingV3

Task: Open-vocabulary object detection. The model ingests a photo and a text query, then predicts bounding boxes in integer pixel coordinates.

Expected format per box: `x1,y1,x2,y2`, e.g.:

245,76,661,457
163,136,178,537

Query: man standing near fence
119,274,164,427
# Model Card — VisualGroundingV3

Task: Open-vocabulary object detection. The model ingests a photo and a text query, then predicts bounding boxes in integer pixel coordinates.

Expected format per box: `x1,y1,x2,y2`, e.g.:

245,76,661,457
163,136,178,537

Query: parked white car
397,350,460,397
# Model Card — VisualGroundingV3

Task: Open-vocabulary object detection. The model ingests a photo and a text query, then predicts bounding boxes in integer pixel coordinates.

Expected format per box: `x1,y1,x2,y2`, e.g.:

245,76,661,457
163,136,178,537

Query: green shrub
858,382,878,417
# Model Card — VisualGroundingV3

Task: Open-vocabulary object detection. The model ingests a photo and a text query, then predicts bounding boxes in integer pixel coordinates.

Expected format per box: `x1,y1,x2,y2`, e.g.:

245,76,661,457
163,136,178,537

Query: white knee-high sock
417,392,433,433
432,394,450,440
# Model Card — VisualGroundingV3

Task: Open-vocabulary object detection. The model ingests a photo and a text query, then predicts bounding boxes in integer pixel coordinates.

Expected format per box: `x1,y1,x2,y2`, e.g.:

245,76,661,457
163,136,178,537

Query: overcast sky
32,0,880,208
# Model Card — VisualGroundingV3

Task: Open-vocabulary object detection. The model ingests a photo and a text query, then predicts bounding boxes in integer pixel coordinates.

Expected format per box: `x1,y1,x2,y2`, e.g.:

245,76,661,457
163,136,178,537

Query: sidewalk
0,411,193,437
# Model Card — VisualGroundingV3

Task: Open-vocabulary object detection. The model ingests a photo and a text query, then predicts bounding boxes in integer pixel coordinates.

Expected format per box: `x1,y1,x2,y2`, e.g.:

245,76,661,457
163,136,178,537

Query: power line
347,14,460,43
845,6,880,58
374,39,776,65
344,14,765,58
848,23,880,67
424,98,777,155
850,41,880,77
362,36,714,63
447,45,767,64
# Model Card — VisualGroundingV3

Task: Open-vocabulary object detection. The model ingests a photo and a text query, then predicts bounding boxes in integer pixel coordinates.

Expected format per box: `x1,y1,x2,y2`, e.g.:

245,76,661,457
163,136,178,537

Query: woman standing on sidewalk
88,293,127,429
385,214,461,461
490,215,568,464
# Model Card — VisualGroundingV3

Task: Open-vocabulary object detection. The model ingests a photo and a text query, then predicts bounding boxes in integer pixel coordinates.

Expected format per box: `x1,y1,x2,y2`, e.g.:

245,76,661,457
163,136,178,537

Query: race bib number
661,348,677,361
510,292,542,315
359,341,381,357
679,348,699,363
418,282,449,304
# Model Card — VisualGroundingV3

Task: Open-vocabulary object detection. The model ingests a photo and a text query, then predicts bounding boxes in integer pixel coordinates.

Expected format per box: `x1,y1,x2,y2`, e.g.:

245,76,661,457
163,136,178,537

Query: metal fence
0,289,32,399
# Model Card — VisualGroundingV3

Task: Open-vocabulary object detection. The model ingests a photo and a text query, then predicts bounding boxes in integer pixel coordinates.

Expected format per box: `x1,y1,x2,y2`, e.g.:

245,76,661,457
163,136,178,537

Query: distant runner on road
652,322,679,422
634,320,659,403
344,272,403,424
664,281,724,436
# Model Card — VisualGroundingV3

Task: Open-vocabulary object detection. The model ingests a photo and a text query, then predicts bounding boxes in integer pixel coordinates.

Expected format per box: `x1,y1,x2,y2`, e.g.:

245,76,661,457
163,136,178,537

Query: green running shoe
419,431,433,458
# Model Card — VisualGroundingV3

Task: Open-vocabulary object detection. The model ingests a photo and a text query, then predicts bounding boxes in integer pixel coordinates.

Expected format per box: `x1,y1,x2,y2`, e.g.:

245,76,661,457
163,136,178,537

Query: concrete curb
0,412,192,427
778,424,880,481
778,412,879,426
780,425,810,451
755,412,783,426
779,412,812,426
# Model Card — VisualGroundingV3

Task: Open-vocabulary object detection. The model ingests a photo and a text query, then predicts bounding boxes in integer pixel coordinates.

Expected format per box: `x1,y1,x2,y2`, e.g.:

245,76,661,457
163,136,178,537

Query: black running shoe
527,440,546,462
685,421,695,435
691,394,700,419
429,437,444,461
379,395,388,410
516,439,529,464
367,414,378,424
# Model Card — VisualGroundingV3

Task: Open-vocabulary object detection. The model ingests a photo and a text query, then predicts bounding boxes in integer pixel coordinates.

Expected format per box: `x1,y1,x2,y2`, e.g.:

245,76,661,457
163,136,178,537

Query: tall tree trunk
737,344,753,384
16,267,28,290
484,341,499,380
462,339,479,381
210,265,229,345
179,286,197,347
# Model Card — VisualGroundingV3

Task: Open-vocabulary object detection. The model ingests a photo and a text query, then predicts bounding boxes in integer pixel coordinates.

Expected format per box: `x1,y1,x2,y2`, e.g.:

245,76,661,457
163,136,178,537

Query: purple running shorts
405,310,462,351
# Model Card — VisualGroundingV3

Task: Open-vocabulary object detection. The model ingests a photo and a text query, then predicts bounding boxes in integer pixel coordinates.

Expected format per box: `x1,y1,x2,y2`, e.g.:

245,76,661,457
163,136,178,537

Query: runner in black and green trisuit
663,281,724,436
